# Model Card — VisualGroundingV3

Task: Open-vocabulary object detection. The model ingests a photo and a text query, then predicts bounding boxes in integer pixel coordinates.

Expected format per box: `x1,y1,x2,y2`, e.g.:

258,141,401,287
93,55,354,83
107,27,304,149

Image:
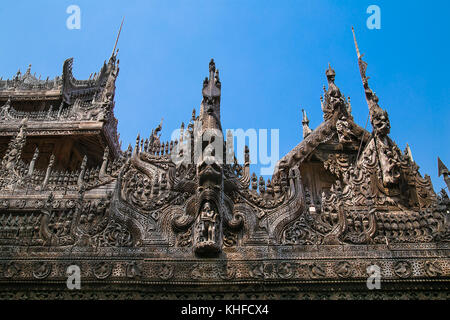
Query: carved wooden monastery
0,30,448,300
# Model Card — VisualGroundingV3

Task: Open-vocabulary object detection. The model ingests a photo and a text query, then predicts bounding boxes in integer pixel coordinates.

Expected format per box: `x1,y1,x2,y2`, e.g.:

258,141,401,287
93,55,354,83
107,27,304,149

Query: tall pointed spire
352,27,361,59
111,17,125,61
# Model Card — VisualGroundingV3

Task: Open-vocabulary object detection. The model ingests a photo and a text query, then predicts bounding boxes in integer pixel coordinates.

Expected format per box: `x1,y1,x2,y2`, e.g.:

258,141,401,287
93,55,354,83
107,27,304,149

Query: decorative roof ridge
0,64,62,93
276,112,371,176
62,57,118,102
278,118,334,169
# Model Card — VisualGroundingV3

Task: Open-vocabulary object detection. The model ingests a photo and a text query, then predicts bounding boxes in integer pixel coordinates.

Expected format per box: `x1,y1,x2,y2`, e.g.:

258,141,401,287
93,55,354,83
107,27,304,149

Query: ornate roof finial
347,96,352,114
352,27,369,83
301,109,312,138
352,27,361,59
111,17,125,61
438,157,450,191
155,118,163,135
352,27,388,134
405,143,414,162
202,58,221,98
209,59,215,73
325,63,340,98
438,157,449,177
200,58,222,133
326,63,336,80
302,108,309,124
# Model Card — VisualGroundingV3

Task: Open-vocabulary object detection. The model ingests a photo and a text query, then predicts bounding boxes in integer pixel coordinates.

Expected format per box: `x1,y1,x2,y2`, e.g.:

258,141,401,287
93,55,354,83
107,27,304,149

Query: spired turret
194,59,225,256
200,59,222,133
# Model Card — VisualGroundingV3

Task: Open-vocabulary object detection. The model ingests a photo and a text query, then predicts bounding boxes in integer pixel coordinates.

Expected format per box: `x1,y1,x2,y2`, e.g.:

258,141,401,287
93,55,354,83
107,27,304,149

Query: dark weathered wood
0,35,447,300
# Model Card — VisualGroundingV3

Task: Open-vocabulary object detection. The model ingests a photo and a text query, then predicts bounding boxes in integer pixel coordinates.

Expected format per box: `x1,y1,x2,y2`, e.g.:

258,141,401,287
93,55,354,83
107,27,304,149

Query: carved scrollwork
223,228,238,247
424,261,443,277
249,262,294,280
191,263,230,281
393,261,412,279
126,262,142,279
157,263,174,280
277,262,294,279
176,227,192,247
249,263,266,279
219,264,236,281
94,220,133,247
32,262,52,279
334,261,353,278
40,209,76,246
2,261,21,278
308,263,327,279
282,216,321,245
93,262,112,279
0,199,9,209
0,53,447,298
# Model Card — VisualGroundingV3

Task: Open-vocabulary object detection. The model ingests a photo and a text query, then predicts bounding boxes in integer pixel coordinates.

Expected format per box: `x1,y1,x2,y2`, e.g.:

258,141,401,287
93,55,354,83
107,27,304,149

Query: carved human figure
4,148,18,171
2,119,27,172
199,202,217,243
0,98,11,119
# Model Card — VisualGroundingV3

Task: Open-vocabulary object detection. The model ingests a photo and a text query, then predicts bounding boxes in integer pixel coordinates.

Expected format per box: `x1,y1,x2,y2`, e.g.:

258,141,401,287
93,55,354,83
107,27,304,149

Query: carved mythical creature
336,117,356,144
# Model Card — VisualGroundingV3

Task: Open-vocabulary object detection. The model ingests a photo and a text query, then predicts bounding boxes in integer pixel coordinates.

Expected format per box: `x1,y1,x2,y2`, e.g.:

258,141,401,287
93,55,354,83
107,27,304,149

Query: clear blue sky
0,0,448,191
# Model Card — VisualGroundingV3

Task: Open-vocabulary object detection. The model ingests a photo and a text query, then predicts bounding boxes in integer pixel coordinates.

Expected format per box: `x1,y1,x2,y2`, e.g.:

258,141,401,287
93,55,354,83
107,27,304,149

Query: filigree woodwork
0,32,448,300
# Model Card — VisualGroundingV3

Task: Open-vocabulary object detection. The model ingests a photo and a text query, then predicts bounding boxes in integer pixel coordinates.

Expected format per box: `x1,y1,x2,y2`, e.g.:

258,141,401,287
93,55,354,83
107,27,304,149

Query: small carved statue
0,98,11,119
326,65,341,99
199,202,217,243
